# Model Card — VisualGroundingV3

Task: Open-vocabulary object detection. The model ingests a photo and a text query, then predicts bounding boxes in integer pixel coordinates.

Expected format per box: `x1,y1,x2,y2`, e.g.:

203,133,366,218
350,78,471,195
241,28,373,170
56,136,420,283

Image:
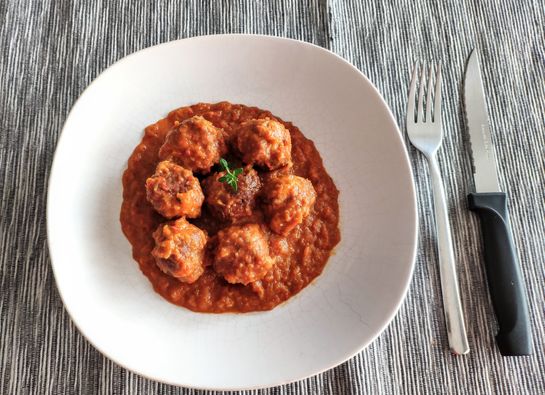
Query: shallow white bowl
47,35,417,390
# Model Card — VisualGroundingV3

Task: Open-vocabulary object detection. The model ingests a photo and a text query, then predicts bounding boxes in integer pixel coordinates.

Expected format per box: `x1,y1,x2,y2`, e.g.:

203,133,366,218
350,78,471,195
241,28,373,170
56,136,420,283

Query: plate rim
46,33,418,390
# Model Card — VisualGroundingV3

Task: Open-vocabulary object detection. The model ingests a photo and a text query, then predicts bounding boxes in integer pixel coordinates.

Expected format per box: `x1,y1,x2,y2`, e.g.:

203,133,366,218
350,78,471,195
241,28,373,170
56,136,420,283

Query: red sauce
120,102,340,313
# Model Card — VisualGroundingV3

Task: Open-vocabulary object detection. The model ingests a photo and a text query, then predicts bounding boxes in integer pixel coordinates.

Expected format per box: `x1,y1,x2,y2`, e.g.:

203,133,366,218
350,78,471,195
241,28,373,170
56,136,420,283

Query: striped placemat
1,1,544,393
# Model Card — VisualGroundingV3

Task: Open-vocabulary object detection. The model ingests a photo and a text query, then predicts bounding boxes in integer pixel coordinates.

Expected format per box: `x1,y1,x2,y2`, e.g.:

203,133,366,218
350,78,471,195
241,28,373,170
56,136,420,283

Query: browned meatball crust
262,175,317,235
214,224,273,285
151,218,207,283
145,161,204,218
235,118,292,170
159,115,226,173
202,166,261,222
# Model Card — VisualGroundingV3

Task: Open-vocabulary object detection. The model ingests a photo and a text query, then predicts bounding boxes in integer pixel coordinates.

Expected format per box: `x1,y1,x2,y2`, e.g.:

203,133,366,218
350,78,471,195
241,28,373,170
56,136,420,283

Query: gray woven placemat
1,1,544,394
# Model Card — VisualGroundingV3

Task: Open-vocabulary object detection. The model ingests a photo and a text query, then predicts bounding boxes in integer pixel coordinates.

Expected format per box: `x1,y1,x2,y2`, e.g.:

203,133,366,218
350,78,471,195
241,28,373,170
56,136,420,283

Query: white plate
47,35,417,390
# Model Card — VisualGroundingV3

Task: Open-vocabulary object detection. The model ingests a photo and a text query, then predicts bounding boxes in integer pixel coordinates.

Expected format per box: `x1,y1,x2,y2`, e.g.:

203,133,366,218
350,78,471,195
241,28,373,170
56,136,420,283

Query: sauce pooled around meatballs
121,102,340,313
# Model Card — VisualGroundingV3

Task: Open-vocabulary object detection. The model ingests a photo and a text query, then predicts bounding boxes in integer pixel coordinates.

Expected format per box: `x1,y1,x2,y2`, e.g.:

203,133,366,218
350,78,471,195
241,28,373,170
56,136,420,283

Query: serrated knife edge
464,49,501,193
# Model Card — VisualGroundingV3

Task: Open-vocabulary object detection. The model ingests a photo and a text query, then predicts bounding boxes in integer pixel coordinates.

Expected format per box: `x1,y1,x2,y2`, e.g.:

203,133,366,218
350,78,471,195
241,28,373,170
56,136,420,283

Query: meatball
235,118,292,170
145,161,204,218
262,175,317,235
151,218,207,283
159,115,226,173
202,166,261,222
214,224,273,285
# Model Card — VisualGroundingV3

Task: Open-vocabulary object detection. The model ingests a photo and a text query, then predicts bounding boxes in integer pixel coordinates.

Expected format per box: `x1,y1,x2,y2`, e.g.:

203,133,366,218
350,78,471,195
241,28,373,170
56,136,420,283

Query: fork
406,62,469,355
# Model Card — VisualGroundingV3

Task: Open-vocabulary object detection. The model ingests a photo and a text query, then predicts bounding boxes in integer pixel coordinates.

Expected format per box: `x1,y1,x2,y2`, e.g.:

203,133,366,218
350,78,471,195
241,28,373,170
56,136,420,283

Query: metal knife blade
464,50,501,193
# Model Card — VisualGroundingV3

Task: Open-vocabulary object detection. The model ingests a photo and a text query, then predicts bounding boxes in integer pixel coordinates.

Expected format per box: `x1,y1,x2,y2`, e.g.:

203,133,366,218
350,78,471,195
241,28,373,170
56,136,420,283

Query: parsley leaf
218,158,243,192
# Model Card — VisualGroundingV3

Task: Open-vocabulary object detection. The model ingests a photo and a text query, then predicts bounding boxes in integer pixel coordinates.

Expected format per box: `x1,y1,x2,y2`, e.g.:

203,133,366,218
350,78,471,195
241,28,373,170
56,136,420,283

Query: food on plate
151,218,207,284
121,102,340,313
235,118,292,170
214,223,273,285
203,164,261,223
145,161,204,218
158,115,226,173
262,175,317,235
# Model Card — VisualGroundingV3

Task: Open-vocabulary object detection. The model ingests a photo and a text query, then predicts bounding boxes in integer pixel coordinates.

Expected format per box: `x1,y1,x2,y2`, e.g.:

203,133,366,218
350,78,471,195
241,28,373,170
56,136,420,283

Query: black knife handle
468,192,532,356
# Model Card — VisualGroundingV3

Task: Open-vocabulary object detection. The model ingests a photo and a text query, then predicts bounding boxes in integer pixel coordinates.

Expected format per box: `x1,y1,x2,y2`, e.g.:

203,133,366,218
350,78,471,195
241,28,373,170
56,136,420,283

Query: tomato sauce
120,102,340,313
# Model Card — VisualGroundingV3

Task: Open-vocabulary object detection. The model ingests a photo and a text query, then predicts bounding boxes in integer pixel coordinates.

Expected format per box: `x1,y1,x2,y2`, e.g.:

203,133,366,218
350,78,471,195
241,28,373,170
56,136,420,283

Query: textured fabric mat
1,1,544,394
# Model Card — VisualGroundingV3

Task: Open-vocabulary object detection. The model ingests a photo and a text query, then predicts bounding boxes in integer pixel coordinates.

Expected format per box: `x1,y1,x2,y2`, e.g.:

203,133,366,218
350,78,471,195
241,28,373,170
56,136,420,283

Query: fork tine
417,62,426,122
426,63,434,122
407,63,419,123
434,63,442,123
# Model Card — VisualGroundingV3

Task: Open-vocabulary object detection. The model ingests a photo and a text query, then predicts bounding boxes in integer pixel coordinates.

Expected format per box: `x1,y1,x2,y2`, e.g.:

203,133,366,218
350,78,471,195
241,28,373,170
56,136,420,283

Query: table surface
1,1,544,394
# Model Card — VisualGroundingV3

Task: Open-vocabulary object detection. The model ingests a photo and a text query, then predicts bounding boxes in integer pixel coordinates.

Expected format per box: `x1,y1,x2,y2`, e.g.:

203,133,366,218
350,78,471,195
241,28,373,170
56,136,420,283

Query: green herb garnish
218,158,243,192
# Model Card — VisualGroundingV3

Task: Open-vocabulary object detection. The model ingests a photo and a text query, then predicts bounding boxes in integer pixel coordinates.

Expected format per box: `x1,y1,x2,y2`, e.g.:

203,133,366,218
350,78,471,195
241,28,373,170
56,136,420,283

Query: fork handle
428,156,470,355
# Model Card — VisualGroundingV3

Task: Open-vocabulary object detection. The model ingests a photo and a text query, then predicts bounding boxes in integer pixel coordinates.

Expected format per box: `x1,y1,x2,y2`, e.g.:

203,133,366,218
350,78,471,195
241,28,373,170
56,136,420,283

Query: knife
463,49,532,356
